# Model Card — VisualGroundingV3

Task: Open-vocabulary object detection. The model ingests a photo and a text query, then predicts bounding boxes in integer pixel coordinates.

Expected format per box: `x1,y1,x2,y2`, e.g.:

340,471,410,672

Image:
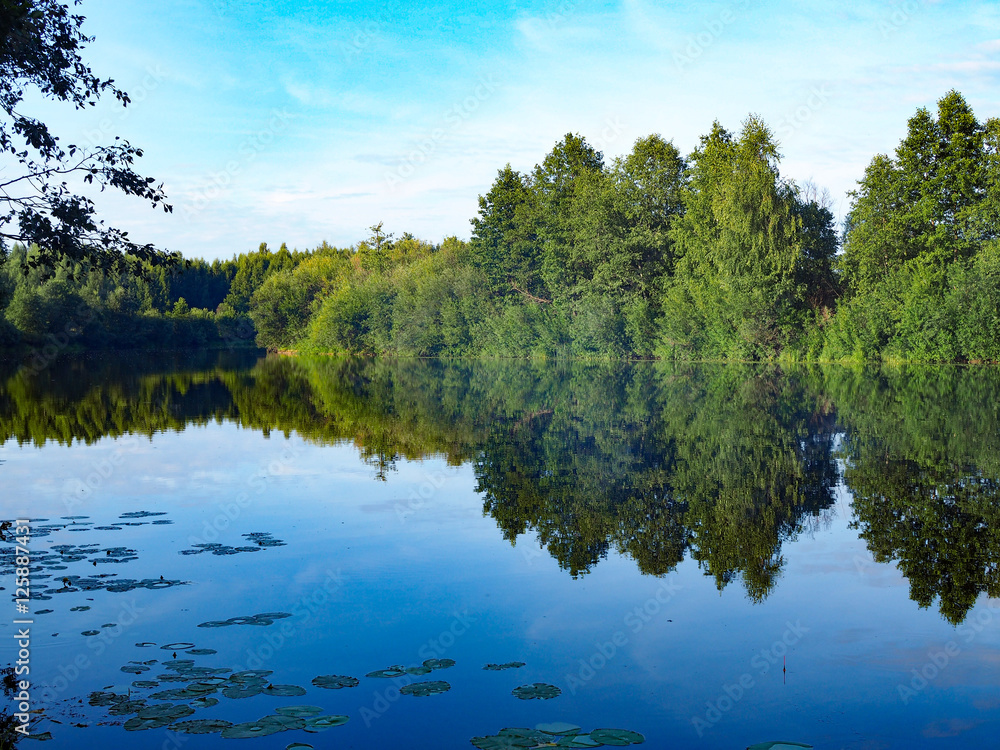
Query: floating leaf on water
275,706,323,718
511,683,561,700
399,680,450,697
588,729,645,745
286,744,314,750
108,699,147,716
746,744,812,750
169,719,234,734
262,684,307,697
35,609,53,615
405,665,432,675
259,715,307,731
132,681,159,689
499,727,552,743
471,736,535,750
220,721,284,739
365,665,406,679
255,612,292,620
229,669,274,682
137,703,195,721
484,662,526,671
161,642,195,650
191,697,219,709
222,684,263,700
557,734,602,748
88,691,124,707
197,621,231,628
71,606,91,612
121,665,150,674
81,630,100,636
23,731,52,741
423,658,456,670
311,675,359,690
135,641,155,647
186,648,217,655
302,715,349,732
537,723,582,736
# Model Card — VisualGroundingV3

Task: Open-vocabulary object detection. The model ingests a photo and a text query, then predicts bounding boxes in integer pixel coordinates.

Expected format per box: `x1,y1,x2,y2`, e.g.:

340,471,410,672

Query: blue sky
40,0,1000,261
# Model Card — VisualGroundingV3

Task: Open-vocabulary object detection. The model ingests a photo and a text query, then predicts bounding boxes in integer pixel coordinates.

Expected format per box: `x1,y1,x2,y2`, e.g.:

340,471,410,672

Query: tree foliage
0,0,176,277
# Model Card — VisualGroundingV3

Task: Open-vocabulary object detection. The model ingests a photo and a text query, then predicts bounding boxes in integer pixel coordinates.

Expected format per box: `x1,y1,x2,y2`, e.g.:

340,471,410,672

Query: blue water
1,356,998,749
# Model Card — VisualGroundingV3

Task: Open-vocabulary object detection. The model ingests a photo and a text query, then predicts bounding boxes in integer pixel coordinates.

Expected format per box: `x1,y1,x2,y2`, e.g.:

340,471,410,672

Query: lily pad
186,648,217,655
512,683,561,700
366,665,407,678
81,630,100,636
484,662,526,671
262,683,307,697
746,744,812,750
170,719,234,734
286,744,314,750
423,658,456,670
275,705,323,717
222,684,263,699
399,680,450,697
221,721,285,739
537,723,582,735
302,715,349,732
311,674,359,690
588,729,645,745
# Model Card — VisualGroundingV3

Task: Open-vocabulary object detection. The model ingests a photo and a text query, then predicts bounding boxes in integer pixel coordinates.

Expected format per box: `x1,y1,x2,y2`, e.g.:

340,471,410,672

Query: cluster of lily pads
484,661,526,671
89,654,346,739
178,531,286,557
198,611,293,628
0,513,182,610
471,723,644,749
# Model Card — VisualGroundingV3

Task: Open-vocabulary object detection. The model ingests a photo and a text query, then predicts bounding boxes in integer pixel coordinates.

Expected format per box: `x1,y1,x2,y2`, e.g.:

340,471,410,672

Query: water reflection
2,352,999,623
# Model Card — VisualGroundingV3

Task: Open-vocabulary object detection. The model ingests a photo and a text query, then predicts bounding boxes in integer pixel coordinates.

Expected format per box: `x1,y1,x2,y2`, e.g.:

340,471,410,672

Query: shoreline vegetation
2,90,998,364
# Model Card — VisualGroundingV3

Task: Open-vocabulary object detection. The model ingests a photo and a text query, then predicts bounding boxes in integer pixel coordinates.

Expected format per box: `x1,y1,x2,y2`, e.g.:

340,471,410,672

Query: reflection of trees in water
3,353,1000,619
829,367,1000,625
475,366,839,600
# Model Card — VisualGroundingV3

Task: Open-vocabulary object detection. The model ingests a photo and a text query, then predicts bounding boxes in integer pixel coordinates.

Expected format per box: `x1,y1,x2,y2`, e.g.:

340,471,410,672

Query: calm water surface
1,352,998,749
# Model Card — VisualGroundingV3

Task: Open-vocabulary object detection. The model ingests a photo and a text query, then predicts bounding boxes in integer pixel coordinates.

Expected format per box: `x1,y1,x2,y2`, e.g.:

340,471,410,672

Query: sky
29,0,1000,262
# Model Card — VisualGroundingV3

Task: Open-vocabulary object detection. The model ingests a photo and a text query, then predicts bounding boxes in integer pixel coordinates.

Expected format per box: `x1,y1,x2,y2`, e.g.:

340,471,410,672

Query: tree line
3,353,997,622
1,90,997,362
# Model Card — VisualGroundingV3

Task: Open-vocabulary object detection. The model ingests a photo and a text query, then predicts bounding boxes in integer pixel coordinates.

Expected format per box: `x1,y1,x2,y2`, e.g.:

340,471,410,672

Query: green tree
662,118,803,358
0,0,176,277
